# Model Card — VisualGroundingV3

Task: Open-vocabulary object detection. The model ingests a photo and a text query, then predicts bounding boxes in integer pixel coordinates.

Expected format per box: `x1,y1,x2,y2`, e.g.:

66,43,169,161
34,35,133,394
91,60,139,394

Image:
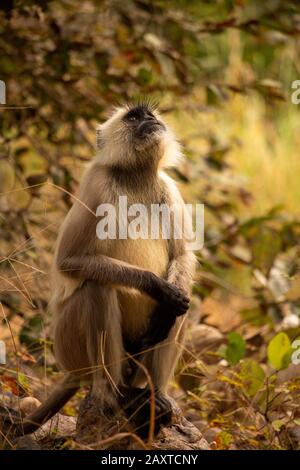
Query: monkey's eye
124,109,142,123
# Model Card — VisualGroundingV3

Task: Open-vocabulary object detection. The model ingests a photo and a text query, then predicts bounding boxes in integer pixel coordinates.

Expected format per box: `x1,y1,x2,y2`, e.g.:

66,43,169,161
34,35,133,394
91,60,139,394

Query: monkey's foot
119,387,173,438
76,393,121,446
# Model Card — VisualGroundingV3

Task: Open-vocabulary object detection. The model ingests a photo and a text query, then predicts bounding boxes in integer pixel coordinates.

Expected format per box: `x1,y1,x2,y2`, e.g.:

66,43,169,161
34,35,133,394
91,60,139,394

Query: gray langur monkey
16,102,196,437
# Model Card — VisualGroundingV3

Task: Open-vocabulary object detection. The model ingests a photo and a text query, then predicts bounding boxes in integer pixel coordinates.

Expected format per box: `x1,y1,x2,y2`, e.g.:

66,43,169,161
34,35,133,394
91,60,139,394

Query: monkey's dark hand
140,303,177,349
161,283,190,316
131,298,188,353
126,279,189,354
124,302,184,355
148,274,190,316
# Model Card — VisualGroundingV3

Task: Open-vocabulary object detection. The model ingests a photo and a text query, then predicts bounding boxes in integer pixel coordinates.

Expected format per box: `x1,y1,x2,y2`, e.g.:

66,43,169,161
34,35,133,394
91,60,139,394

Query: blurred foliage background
1,0,300,450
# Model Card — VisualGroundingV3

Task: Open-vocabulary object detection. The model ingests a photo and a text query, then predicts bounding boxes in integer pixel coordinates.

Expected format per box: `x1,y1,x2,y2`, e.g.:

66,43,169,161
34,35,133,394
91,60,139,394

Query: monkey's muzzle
135,119,165,138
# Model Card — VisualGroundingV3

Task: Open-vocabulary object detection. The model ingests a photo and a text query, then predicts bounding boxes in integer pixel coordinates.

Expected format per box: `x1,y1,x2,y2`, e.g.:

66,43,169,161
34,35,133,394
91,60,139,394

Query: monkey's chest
117,237,168,274
97,236,169,277
101,237,169,337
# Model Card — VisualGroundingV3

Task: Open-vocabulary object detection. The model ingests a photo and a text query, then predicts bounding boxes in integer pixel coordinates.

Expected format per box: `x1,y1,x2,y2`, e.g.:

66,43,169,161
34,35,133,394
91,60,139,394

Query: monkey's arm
166,249,196,296
56,202,189,312
148,248,196,341
58,254,188,313
139,176,197,347
125,242,196,354
123,173,197,354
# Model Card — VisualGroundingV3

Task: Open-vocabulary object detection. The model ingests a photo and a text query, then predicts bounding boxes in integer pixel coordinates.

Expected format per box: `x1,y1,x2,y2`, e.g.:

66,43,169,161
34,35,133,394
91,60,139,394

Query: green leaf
251,226,282,273
137,67,153,86
19,314,43,352
239,359,265,397
217,431,232,449
240,306,270,327
272,419,285,432
18,149,48,177
18,372,30,394
222,332,246,366
267,332,292,370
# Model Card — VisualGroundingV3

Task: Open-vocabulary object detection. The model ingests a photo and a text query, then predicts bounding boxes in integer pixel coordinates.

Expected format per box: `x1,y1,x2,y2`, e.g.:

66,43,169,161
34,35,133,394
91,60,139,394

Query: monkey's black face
123,105,165,139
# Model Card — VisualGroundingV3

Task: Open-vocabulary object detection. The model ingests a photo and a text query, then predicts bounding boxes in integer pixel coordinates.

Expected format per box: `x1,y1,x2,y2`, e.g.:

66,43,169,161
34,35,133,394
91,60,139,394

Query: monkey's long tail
19,373,80,435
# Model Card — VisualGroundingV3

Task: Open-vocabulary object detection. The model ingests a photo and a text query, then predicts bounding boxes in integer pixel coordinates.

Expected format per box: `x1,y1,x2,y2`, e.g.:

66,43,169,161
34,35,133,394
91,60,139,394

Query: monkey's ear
96,127,104,150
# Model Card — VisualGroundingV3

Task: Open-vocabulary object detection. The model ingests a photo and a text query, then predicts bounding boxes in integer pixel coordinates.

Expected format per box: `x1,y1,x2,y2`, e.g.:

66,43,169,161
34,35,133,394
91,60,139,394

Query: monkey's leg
123,253,194,437
121,316,187,438
54,280,124,409
146,251,195,392
129,250,194,386
19,282,124,436
119,325,184,438
118,385,173,438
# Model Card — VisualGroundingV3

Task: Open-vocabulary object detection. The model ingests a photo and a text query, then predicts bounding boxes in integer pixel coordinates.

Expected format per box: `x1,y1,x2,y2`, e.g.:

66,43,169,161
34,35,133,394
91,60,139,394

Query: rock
20,397,41,417
202,427,222,444
178,324,224,390
14,435,41,450
150,401,209,450
76,393,130,448
33,413,77,441
277,364,300,383
183,324,224,364
0,402,76,449
1,393,209,450
75,393,209,450
288,425,300,448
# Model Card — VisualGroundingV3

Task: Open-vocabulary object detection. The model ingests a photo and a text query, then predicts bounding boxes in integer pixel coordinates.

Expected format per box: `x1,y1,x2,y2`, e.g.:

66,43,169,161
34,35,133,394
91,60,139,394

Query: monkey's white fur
96,107,183,169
